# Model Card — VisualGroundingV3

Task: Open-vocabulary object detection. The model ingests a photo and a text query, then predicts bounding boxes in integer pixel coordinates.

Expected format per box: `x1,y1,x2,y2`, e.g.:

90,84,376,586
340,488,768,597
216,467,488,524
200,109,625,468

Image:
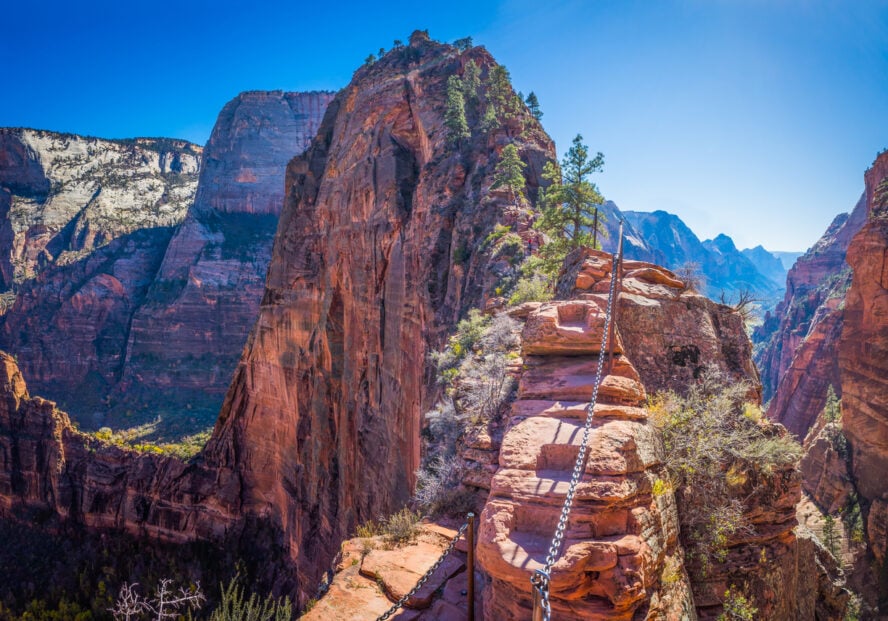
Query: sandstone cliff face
201,34,554,597
753,193,866,439
478,252,695,620
0,94,331,434
111,91,333,431
0,128,200,284
0,129,201,426
0,34,554,605
478,250,847,619
0,350,241,546
557,249,759,399
839,151,888,581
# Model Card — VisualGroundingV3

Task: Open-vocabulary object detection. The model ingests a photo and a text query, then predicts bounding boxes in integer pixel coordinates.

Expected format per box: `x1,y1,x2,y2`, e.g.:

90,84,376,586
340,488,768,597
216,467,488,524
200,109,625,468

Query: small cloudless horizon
2,0,886,252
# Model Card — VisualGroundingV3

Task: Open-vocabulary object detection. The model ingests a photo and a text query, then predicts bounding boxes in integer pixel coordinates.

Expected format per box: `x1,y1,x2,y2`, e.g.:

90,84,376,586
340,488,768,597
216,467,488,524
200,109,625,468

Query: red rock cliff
113,91,333,431
0,95,331,435
839,151,888,580
754,195,866,438
0,34,554,603
200,35,555,596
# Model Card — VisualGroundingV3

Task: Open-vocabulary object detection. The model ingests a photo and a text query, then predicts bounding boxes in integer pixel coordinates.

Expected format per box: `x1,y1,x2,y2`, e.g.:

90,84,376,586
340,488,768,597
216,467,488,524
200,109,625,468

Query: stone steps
477,292,686,619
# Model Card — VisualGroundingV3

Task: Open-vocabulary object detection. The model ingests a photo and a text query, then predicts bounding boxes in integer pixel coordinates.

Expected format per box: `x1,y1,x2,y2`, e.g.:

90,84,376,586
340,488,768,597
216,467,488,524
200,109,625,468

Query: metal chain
376,520,470,621
531,225,624,621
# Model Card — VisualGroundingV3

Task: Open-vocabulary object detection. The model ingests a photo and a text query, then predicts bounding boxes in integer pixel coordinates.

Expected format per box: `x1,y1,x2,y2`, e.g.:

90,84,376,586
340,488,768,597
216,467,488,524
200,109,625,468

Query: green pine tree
444,75,470,146
461,60,481,108
822,514,840,560
535,134,607,274
824,385,840,422
525,91,543,120
491,143,527,202
453,36,473,51
480,104,499,132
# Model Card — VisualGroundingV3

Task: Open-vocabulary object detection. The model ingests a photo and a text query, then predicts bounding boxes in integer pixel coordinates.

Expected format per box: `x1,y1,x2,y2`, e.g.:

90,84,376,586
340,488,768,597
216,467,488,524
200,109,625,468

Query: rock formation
0,129,201,427
112,91,333,431
839,150,888,584
754,195,866,437
0,33,554,606
477,251,695,620
0,92,331,434
203,32,555,598
0,128,201,285
476,250,845,619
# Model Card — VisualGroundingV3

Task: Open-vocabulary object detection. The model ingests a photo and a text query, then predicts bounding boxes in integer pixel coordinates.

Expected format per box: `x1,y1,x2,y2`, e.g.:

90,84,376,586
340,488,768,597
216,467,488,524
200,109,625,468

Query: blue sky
2,1,886,251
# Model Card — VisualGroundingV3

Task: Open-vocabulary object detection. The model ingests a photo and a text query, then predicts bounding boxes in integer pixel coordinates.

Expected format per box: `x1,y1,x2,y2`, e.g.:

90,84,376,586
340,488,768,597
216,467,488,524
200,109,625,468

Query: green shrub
717,586,757,621
382,509,421,546
507,273,553,305
208,576,292,621
649,369,802,576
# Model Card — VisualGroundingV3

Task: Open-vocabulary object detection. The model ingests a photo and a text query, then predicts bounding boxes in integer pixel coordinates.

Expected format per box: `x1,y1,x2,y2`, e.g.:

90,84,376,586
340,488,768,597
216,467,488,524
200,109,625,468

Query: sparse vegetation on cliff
650,369,802,576
416,311,520,514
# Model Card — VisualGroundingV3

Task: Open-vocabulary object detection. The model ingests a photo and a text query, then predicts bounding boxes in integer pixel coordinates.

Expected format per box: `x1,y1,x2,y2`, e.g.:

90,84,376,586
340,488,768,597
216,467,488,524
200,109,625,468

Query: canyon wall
754,194,866,437
0,32,555,604
839,151,888,587
0,129,201,427
112,91,333,432
0,92,331,434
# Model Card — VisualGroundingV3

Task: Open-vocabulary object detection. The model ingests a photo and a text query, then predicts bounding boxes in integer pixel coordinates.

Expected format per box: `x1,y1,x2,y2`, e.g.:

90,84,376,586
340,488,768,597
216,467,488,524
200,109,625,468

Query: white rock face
0,128,201,282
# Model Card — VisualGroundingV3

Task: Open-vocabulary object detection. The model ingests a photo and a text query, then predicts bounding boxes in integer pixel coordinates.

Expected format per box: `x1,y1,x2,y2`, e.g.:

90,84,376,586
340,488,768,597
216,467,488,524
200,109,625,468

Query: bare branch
110,583,150,621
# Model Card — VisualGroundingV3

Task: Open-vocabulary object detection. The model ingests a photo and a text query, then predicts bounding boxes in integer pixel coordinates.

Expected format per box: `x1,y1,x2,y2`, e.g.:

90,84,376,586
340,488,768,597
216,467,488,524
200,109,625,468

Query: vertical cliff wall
0,93,331,435
113,91,333,431
203,32,554,596
754,195,866,438
0,130,201,423
839,151,888,591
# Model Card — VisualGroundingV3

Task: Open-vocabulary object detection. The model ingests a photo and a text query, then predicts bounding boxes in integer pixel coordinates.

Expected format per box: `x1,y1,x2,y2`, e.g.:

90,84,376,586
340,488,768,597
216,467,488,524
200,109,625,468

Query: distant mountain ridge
598,201,791,304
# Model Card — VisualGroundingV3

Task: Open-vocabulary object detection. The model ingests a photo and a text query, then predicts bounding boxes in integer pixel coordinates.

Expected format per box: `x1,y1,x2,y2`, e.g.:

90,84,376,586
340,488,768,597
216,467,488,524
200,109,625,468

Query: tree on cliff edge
525,91,543,120
536,134,607,271
491,143,527,203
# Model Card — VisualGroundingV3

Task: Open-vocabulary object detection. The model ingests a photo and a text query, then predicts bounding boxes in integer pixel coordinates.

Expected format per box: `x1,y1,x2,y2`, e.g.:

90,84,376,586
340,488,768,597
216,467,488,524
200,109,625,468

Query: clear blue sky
2,0,886,251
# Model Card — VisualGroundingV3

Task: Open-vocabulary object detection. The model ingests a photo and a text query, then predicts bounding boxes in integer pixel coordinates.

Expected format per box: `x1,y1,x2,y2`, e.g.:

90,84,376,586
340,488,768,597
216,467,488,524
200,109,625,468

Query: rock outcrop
754,195,866,437
0,93,331,434
203,33,555,598
477,251,695,620
110,91,333,431
477,249,845,619
0,32,555,605
839,151,888,580
557,249,759,398
0,128,200,284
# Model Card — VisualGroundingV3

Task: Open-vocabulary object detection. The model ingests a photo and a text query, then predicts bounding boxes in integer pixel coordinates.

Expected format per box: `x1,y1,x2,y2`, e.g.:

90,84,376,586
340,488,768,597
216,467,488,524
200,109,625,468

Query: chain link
376,520,470,621
531,233,623,621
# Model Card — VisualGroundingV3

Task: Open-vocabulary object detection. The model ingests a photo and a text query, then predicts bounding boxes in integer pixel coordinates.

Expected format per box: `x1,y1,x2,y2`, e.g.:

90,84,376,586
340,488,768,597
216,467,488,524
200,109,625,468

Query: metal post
605,220,624,376
467,512,475,621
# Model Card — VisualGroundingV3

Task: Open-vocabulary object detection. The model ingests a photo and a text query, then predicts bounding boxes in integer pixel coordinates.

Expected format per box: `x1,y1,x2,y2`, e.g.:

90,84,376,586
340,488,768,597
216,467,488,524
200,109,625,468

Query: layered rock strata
477,251,695,620
203,32,555,597
0,128,201,284
112,91,334,430
839,151,888,578
479,250,846,619
0,93,331,433
754,195,866,437
557,249,759,398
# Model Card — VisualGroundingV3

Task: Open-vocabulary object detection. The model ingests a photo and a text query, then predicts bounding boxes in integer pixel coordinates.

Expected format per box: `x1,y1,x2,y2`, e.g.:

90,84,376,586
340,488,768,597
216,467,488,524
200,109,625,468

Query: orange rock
522,300,624,356
476,300,691,620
